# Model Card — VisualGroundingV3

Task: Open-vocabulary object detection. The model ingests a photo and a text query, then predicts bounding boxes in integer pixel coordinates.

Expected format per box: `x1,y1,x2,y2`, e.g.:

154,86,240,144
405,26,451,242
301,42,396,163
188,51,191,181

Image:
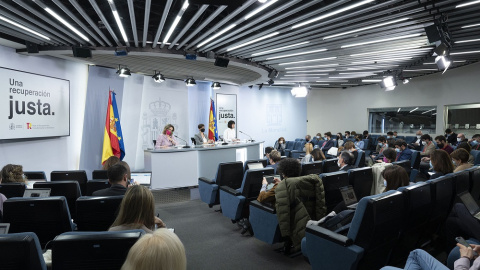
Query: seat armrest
220,186,241,196
250,200,276,213
199,177,214,184
306,224,353,247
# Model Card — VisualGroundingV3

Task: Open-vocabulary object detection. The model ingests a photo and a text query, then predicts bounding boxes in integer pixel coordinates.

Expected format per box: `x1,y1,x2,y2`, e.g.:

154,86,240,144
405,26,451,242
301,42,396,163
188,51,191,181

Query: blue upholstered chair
348,167,373,199
23,171,47,180
320,171,349,212
219,167,274,221
291,140,307,159
405,136,417,144
34,181,82,220
0,232,47,270
3,196,75,248
471,150,480,165
452,170,470,196
249,200,282,244
76,195,124,231
198,161,244,207
354,151,365,168
284,141,296,157
392,160,411,175
426,175,455,233
301,161,323,176
468,166,480,202
243,159,268,173
302,191,405,270
322,158,339,173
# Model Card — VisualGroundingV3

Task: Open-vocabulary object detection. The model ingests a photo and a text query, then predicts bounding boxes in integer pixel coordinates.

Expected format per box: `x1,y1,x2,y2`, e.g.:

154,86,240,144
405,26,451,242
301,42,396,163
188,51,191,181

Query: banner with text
216,93,237,139
0,67,70,140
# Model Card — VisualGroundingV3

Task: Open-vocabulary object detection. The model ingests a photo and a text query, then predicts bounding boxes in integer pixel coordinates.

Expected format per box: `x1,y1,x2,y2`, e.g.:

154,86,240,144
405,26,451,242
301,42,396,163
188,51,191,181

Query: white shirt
223,128,236,142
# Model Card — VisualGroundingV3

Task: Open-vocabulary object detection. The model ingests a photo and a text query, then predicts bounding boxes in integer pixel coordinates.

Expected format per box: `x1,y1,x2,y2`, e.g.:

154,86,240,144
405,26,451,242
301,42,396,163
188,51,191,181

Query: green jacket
275,174,326,251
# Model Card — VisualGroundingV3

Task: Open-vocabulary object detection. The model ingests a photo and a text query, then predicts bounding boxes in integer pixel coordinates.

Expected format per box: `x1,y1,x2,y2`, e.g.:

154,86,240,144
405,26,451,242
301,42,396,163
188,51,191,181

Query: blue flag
111,92,125,160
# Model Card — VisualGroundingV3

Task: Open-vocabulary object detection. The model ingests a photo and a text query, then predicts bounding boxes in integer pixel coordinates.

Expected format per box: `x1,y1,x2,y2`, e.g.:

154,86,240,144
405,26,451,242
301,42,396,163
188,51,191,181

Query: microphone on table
174,135,191,148
239,131,255,142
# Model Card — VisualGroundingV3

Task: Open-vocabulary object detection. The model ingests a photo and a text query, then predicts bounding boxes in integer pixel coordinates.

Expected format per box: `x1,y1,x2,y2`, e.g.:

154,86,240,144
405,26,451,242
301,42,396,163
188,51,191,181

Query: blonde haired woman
301,143,314,163
155,124,177,148
121,228,186,270
109,185,165,233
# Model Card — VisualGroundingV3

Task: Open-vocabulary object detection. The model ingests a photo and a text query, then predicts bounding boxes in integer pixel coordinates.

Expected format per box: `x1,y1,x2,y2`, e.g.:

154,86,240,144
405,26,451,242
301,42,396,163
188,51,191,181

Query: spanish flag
208,99,218,141
102,91,125,164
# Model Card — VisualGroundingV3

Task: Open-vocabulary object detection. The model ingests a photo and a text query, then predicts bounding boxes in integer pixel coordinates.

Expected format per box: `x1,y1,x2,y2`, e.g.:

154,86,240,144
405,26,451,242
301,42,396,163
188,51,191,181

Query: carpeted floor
156,199,310,270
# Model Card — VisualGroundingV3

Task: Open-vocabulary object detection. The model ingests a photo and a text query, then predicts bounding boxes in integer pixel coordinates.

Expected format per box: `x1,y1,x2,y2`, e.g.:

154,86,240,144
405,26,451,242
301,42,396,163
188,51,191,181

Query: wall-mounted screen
368,106,437,134
0,67,70,140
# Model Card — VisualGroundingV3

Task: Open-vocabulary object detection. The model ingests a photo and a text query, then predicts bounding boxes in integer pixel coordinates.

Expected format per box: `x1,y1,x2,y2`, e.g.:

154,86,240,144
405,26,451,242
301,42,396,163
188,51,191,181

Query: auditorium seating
243,159,268,172
284,141,295,157
0,183,26,198
0,232,47,270
426,175,455,235
219,167,274,221
3,196,75,248
392,160,411,175
320,171,349,212
302,191,405,270
290,141,306,159
198,161,244,207
405,136,417,144
249,200,282,244
75,196,124,231
301,161,323,176
468,166,480,203
348,167,373,199
23,171,47,180
354,151,366,168
51,230,144,270
322,158,339,173
92,170,108,180
452,170,470,196
471,150,480,165
86,180,111,196
51,170,88,195
33,181,82,219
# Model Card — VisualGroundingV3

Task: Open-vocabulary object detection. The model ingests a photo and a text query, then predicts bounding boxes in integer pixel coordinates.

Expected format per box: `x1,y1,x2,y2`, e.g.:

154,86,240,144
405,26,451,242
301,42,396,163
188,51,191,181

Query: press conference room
1,0,480,269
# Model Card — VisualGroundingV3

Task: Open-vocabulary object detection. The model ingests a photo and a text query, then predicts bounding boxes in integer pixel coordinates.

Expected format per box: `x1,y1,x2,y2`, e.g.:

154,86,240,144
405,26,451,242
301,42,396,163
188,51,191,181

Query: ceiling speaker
25,41,39,53
72,47,92,58
214,58,229,68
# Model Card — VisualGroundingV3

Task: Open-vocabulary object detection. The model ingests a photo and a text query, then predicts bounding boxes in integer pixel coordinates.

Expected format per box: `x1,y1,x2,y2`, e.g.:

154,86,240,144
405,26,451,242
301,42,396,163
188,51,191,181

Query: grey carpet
155,199,311,270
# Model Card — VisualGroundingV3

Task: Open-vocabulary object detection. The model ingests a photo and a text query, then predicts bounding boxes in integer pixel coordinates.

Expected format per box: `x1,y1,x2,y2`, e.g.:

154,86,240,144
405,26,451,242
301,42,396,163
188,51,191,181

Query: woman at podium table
155,124,177,148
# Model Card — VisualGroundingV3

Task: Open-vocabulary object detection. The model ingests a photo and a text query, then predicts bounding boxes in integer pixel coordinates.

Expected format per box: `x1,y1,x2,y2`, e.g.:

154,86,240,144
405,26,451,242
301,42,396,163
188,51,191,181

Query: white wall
307,61,480,137
0,45,88,178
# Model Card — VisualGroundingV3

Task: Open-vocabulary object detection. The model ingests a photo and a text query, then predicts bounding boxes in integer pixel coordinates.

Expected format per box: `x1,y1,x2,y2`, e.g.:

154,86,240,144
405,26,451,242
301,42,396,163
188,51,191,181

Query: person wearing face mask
155,124,177,148
312,133,322,145
435,135,454,154
273,136,286,155
336,133,344,147
342,141,358,162
371,148,397,194
393,139,412,161
456,142,475,164
386,131,395,147
194,124,214,145
419,134,436,157
456,133,468,145
408,130,423,150
445,128,458,146
429,149,455,180
363,130,375,151
371,136,388,162
344,131,351,139
451,148,473,172
469,134,480,150
354,135,364,150
338,151,356,171
320,132,335,152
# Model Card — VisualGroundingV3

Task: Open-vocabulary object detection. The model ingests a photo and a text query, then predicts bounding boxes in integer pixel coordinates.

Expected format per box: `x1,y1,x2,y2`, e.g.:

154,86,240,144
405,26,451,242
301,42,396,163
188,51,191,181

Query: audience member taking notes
155,124,177,148
223,120,239,142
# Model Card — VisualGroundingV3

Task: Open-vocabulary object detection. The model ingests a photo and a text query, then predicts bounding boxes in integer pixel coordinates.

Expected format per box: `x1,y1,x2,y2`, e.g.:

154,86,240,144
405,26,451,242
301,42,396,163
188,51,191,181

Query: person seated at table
273,137,286,155
419,134,436,157
429,149,455,180
102,155,120,170
121,228,186,270
155,124,177,148
456,142,475,165
193,124,213,145
451,148,473,172
267,150,281,173
311,148,326,162
109,185,166,233
264,146,273,160
301,143,314,163
223,120,239,143
257,158,302,204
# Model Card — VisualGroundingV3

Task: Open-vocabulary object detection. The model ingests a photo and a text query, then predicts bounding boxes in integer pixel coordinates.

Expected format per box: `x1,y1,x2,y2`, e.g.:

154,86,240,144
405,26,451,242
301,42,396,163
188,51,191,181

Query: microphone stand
239,131,255,142
174,135,191,148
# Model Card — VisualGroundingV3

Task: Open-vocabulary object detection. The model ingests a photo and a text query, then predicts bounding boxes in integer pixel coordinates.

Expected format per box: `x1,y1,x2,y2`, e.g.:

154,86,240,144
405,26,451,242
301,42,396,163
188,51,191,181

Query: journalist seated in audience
354,135,364,150
301,143,314,164
386,131,395,146
0,164,26,183
336,133,344,147
408,130,423,150
429,149,455,180
273,137,286,155
305,134,312,144
312,133,322,145
342,141,358,162
457,133,468,145
344,131,351,139
264,146,273,160
0,173,8,213
419,134,436,157
469,134,480,150
93,163,130,196
451,148,473,172
445,128,458,146
456,142,475,165
109,185,166,233
121,228,186,270
338,151,356,171
311,148,326,162
102,155,120,170
266,150,281,172
394,139,412,161
320,132,335,152
257,158,302,204
371,136,388,161
371,148,397,194
435,135,454,154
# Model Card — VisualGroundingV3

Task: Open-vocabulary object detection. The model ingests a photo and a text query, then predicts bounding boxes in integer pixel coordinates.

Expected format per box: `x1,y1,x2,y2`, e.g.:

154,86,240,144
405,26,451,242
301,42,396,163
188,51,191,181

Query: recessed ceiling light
285,63,339,69
341,33,422,48
0,15,50,40
455,39,480,44
197,24,237,48
403,69,437,71
316,80,348,83
450,50,480,55
362,79,382,82
409,107,419,113
266,48,327,60
291,0,375,29
286,69,336,73
323,18,409,40
251,42,310,56
227,32,280,51
279,57,337,65
284,74,328,76
245,0,278,20
456,0,480,8
109,6,128,43
350,46,424,57
45,8,89,41
163,0,189,44
461,23,480,28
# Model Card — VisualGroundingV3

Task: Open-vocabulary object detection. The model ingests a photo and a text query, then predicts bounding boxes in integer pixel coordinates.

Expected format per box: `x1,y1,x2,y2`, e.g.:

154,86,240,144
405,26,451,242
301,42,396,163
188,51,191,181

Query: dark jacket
92,184,127,196
396,148,413,161
446,133,457,146
321,140,335,151
275,174,327,252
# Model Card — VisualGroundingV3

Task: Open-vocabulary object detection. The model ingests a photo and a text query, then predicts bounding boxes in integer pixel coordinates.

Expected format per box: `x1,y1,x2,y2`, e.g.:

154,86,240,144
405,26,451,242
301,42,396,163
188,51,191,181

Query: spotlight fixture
435,55,451,74
379,76,397,91
185,78,196,86
291,85,308,98
211,82,221,89
152,71,165,83
116,65,131,77
267,79,274,86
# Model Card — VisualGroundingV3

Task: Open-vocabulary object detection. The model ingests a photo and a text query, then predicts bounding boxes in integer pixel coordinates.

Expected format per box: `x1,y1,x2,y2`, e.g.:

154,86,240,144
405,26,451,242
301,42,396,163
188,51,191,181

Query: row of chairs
24,170,109,181
302,166,480,270
0,230,144,270
3,195,124,248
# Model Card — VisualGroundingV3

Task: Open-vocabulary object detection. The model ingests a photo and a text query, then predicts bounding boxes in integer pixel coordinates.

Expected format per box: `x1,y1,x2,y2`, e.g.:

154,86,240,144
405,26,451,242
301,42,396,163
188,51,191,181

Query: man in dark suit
338,151,356,171
92,163,129,196
394,139,413,161
445,128,458,146
320,132,335,152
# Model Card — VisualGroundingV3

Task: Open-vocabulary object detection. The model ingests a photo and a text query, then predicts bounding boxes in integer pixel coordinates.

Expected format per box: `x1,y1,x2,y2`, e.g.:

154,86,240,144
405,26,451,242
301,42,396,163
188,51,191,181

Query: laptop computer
247,162,264,170
0,223,10,234
131,172,152,187
459,191,480,220
340,185,359,209
26,179,47,189
23,188,51,198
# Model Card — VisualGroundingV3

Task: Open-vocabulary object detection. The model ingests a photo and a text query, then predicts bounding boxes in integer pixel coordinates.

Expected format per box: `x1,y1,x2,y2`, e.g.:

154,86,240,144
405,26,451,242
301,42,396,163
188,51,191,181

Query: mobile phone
129,179,135,185
456,236,479,256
